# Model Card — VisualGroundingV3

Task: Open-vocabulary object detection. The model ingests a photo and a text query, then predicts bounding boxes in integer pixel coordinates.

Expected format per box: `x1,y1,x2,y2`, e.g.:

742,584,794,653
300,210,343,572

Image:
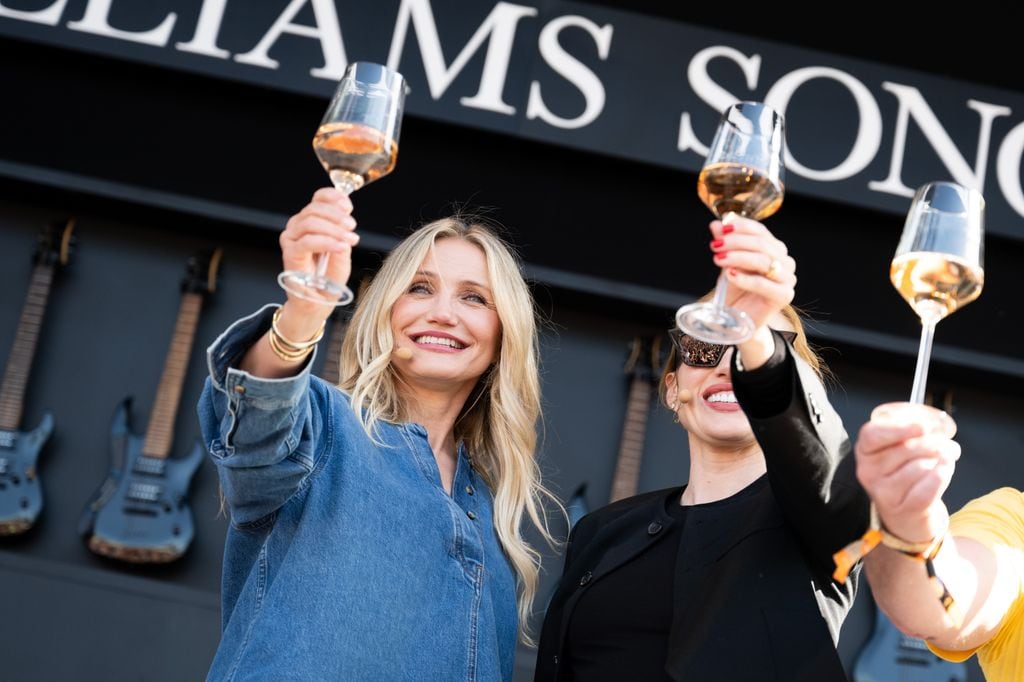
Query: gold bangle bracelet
271,307,326,350
268,327,315,363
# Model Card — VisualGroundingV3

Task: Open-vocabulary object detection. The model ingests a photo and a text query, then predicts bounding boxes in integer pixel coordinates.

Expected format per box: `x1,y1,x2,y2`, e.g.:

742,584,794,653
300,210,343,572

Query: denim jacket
198,305,518,681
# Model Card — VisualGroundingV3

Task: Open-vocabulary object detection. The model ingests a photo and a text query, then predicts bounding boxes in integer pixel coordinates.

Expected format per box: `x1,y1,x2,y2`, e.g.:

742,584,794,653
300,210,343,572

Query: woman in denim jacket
198,188,555,681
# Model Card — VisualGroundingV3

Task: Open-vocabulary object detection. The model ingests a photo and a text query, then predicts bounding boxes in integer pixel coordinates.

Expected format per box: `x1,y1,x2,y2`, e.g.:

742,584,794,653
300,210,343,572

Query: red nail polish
714,251,727,261
710,239,725,249
728,268,738,277
722,224,735,234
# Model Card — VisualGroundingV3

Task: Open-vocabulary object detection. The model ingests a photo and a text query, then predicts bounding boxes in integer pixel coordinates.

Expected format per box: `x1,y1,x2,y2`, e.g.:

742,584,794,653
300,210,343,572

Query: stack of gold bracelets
268,307,326,363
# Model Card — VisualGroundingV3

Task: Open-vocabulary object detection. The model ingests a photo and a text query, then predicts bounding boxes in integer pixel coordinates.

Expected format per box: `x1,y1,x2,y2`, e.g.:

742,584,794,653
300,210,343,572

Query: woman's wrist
736,325,777,372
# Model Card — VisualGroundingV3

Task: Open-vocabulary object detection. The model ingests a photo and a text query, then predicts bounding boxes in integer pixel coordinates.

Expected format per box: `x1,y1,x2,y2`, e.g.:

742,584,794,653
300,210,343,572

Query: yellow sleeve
925,488,1024,678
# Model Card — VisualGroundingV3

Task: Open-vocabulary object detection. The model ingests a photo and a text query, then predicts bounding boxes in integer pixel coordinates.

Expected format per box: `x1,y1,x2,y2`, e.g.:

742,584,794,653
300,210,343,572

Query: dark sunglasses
667,329,798,368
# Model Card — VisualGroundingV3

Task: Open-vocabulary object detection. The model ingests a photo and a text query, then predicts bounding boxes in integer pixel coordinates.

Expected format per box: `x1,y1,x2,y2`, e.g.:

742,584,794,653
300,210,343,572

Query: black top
535,331,869,681
564,497,688,681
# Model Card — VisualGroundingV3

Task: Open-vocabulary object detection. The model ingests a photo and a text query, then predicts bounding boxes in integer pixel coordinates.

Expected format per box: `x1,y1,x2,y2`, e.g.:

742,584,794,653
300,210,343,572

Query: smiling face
665,313,796,448
389,237,501,398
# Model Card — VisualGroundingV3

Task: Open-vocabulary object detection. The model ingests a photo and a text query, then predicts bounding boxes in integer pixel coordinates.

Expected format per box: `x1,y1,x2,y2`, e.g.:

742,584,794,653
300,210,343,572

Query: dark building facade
1,2,1020,680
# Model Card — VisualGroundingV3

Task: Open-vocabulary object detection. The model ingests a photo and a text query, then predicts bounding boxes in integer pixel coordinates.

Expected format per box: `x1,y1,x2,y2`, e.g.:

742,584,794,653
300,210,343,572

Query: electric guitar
608,336,660,503
317,275,367,385
0,219,75,535
318,308,352,386
79,249,222,563
853,604,967,682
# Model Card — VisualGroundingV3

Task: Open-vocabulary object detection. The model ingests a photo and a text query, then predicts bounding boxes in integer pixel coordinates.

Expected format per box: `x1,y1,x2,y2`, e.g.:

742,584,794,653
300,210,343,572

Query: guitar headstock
33,218,76,269
624,335,664,385
181,248,224,297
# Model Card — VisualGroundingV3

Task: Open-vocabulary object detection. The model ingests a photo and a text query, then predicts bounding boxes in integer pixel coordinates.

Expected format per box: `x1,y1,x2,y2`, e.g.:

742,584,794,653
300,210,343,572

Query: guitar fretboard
0,264,54,431
142,292,203,459
609,373,651,503
319,315,348,386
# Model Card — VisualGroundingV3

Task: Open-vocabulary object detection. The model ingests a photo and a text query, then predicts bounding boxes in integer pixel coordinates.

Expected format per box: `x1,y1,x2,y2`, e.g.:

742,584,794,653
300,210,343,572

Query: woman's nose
427,294,457,325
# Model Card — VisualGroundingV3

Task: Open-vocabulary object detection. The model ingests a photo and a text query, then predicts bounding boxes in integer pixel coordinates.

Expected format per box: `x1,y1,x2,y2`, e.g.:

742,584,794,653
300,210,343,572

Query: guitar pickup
132,456,167,477
127,481,163,503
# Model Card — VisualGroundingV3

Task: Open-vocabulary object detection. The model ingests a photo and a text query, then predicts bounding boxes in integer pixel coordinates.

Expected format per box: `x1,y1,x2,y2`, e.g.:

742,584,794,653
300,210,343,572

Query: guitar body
0,219,75,536
853,606,967,682
0,412,54,535
80,399,203,563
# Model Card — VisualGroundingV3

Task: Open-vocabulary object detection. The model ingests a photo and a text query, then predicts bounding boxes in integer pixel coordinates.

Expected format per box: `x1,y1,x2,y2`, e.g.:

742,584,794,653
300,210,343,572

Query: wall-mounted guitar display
608,335,662,504
78,249,222,563
0,218,75,536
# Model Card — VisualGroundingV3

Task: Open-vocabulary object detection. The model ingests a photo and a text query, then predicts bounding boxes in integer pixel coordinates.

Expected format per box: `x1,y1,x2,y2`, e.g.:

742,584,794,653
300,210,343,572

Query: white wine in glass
676,101,785,344
890,181,984,404
278,62,406,306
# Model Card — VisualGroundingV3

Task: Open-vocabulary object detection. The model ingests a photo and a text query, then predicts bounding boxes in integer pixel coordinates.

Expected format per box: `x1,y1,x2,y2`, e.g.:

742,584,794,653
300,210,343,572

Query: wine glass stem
711,211,739,310
313,178,357,280
909,319,938,404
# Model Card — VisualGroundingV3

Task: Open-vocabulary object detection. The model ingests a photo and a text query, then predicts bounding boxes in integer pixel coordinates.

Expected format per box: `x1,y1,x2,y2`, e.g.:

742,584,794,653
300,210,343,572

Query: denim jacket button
465,485,475,495
579,571,592,586
466,510,477,521
233,385,245,394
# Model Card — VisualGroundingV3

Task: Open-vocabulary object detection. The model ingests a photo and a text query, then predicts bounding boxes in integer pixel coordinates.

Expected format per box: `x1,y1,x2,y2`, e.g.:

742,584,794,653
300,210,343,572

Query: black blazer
535,338,869,682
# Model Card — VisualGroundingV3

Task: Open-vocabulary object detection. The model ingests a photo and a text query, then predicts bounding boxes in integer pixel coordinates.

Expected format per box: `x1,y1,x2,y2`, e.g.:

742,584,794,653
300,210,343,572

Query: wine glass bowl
890,181,984,404
676,101,786,344
279,62,406,306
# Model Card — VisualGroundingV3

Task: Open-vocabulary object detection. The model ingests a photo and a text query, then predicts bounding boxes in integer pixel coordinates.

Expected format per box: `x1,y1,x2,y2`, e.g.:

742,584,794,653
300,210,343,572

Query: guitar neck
0,263,55,431
609,373,651,503
142,292,203,459
319,314,348,386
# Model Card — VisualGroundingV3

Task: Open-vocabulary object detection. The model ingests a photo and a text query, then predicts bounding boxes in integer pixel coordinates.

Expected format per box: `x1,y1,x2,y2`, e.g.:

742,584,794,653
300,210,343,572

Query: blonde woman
198,188,554,681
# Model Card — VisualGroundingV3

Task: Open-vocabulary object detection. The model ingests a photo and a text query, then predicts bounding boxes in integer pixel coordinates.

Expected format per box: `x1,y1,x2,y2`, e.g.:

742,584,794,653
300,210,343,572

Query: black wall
1,5,1021,681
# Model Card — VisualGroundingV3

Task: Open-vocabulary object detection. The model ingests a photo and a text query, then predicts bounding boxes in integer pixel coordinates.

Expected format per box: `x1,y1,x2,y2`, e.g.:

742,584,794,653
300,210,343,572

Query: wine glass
675,101,785,343
278,61,406,306
889,181,985,405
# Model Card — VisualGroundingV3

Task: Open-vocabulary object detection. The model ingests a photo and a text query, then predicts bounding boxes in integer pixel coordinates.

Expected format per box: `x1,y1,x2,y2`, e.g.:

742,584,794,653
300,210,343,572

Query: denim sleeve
197,304,328,527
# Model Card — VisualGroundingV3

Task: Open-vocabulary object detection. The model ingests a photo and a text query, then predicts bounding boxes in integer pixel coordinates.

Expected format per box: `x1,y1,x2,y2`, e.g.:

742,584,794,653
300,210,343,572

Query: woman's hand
281,187,359,296
709,216,796,330
709,216,796,369
855,403,959,544
277,188,359,338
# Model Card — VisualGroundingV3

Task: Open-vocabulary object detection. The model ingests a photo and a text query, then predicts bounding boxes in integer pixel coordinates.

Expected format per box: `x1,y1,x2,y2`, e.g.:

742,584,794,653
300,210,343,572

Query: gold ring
765,258,783,282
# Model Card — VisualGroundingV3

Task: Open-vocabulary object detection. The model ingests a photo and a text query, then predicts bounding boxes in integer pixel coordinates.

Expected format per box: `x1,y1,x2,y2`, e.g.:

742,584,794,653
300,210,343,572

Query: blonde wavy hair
338,216,557,644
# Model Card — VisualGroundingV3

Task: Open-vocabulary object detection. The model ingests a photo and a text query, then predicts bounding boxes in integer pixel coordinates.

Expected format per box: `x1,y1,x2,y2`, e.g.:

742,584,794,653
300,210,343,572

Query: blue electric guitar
853,604,967,682
79,249,222,563
0,219,75,536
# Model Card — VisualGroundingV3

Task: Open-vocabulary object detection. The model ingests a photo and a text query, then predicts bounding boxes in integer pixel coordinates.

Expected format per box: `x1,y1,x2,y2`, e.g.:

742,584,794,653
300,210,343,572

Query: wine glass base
675,303,755,344
278,271,354,307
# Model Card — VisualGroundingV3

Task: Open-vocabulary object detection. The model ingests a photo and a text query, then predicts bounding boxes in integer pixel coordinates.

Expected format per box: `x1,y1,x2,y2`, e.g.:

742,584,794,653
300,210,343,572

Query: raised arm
716,216,867,568
243,187,358,378
855,408,1015,652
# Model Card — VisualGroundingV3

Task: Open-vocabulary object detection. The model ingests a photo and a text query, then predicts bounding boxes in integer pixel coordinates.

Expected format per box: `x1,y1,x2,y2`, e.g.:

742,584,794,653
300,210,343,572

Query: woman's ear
664,372,677,407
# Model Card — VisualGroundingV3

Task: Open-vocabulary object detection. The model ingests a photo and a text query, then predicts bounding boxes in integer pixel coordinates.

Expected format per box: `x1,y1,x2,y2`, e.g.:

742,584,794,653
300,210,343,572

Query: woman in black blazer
535,216,869,681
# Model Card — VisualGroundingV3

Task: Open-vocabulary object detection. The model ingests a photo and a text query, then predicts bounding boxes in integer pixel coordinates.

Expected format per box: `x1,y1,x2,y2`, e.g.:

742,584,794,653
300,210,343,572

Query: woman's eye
409,282,431,294
463,292,488,305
